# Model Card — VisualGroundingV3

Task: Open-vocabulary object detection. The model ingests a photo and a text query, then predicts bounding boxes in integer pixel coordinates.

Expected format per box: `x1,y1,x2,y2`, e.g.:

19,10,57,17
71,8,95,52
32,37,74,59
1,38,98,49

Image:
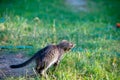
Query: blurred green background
0,0,120,79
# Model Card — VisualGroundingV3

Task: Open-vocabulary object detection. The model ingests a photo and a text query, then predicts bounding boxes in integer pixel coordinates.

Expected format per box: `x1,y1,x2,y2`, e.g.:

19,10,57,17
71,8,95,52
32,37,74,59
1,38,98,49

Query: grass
0,0,120,80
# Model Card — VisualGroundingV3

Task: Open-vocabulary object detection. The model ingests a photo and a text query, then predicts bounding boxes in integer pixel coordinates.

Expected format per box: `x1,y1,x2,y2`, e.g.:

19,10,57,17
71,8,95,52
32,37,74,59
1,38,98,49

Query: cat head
58,40,75,51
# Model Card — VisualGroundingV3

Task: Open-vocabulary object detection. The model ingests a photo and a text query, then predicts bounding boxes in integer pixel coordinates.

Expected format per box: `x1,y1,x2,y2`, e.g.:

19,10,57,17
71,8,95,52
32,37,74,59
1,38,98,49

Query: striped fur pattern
10,40,75,77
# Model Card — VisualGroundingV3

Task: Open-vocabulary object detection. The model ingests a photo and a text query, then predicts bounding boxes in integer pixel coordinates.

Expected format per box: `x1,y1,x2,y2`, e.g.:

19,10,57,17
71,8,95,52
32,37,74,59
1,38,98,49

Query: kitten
10,40,75,77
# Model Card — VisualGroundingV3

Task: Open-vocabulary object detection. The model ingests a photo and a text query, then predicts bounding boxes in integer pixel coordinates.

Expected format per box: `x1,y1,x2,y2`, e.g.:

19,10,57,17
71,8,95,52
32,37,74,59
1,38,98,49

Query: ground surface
0,50,35,79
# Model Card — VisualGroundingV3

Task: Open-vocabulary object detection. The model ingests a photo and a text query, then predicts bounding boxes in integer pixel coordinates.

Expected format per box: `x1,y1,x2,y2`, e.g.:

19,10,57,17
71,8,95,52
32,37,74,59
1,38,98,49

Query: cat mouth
70,44,76,48
67,44,76,51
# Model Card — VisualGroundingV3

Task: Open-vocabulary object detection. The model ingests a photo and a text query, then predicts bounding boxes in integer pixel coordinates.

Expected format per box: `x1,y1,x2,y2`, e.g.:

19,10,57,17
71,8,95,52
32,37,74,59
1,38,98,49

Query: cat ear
61,40,67,42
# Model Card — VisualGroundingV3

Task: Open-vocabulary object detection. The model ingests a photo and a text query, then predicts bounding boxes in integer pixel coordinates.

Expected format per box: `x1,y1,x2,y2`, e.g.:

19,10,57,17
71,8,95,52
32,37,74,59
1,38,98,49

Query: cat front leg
53,60,60,71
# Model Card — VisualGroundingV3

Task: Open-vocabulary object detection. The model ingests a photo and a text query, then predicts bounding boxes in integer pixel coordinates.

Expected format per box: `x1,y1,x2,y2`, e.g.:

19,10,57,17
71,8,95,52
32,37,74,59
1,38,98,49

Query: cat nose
70,44,75,47
73,44,76,47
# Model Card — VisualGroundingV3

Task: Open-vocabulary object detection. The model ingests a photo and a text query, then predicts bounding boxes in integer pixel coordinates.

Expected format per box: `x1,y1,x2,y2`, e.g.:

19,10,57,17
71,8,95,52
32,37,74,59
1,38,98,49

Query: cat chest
47,56,58,69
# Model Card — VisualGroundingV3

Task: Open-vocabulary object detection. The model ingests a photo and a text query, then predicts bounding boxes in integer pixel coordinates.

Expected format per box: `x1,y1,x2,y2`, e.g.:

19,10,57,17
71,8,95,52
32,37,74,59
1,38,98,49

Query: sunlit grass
0,0,120,80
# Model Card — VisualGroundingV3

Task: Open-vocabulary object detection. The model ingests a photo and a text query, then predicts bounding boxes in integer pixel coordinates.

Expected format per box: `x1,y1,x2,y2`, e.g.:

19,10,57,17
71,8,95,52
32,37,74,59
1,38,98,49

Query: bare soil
0,50,35,79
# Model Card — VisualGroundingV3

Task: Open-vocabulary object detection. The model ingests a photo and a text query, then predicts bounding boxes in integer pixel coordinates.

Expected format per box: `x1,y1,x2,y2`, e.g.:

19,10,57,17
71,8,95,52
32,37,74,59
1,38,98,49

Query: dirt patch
0,50,36,79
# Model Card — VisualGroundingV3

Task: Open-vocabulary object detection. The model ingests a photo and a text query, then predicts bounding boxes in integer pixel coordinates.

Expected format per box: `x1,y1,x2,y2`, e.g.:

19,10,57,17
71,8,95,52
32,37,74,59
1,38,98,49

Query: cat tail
10,53,38,68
